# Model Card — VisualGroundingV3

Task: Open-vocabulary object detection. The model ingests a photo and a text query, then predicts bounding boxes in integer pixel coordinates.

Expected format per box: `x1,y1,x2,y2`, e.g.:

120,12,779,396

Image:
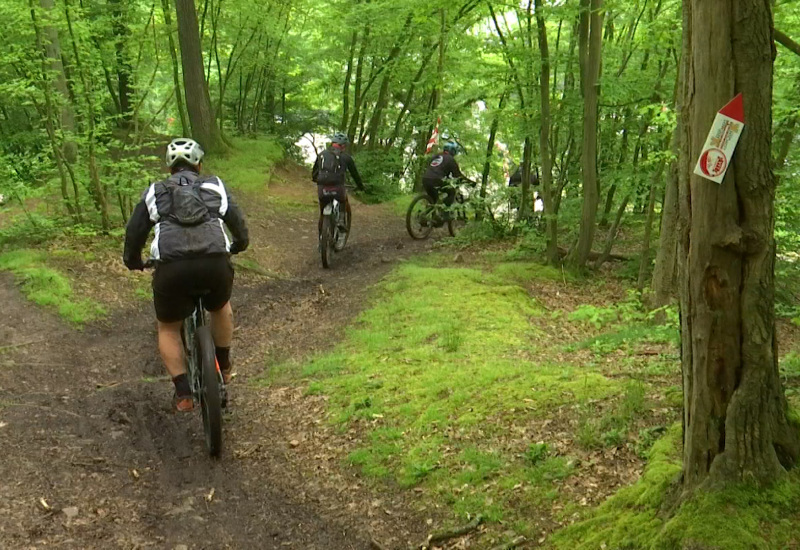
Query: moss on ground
266,260,654,535
204,137,284,192
550,423,800,550
0,249,105,325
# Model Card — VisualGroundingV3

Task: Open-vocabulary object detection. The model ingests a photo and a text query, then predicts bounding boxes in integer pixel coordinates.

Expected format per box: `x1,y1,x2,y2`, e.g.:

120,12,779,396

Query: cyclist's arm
123,200,153,270
345,155,365,190
311,155,320,183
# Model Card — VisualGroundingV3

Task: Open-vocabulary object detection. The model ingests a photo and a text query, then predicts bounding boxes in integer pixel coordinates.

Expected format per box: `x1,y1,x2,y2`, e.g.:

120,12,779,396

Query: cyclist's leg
317,185,332,235
203,257,235,381
338,185,349,230
422,178,440,204
153,260,195,409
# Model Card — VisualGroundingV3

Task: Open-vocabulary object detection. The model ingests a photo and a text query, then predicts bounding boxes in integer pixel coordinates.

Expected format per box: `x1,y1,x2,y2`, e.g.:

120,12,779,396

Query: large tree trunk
679,0,799,495
535,0,559,265
347,24,369,145
478,93,505,222
568,0,603,270
174,0,226,153
161,0,189,136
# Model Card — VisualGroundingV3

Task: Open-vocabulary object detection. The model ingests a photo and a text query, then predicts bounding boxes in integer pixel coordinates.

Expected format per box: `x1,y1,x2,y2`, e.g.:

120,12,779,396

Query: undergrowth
0,249,105,325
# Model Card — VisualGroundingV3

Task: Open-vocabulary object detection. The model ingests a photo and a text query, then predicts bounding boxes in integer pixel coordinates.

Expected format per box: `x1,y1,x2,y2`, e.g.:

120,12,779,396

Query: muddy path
0,165,443,549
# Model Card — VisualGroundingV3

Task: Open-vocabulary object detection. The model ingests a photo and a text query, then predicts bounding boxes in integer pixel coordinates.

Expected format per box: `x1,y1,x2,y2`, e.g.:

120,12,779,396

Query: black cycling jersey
423,152,463,182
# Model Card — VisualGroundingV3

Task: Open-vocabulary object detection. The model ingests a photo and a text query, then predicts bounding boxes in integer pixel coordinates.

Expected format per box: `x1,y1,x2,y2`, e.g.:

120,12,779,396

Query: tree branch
775,29,800,57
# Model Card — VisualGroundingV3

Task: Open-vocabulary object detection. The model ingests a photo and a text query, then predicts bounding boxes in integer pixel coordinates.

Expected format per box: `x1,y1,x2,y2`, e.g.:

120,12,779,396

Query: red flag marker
426,117,441,154
694,94,745,184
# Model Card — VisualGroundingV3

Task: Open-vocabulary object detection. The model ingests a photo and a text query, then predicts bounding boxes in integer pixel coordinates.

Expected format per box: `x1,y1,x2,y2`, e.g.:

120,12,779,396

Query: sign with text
693,93,745,184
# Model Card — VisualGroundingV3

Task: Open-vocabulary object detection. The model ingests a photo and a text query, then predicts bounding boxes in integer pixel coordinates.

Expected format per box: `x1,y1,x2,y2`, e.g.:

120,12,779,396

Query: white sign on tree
693,93,745,184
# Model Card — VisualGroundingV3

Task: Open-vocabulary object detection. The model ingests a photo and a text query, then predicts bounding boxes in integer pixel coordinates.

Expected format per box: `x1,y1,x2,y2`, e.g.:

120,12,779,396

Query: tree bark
535,0,559,265
174,0,226,153
347,24,370,145
651,133,680,309
569,0,604,269
161,0,189,136
341,30,357,131
478,94,505,221
109,0,132,122
680,0,800,495
637,155,665,293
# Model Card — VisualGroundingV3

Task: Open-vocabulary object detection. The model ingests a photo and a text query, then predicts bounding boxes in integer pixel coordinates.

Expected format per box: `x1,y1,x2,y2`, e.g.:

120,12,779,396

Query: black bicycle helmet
443,141,458,155
331,132,349,146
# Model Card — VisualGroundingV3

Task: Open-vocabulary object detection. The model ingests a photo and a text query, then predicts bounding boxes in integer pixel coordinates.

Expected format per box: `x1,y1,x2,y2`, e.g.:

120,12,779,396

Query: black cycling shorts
152,255,234,323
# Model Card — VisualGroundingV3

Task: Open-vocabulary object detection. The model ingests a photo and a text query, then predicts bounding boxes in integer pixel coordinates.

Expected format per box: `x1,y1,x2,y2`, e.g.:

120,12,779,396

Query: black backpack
165,179,210,226
316,149,345,185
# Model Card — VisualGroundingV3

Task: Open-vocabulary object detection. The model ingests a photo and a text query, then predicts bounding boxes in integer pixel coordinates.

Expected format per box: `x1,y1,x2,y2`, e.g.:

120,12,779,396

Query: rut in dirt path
0,169,442,550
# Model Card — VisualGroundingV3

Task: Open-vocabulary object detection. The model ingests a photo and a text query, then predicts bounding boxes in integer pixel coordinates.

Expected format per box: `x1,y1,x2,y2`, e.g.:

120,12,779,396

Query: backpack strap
198,176,229,217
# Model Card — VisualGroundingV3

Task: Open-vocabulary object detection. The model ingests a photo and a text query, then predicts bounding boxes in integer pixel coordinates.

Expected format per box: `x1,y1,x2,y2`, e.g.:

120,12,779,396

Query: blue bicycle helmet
331,132,349,146
443,141,458,155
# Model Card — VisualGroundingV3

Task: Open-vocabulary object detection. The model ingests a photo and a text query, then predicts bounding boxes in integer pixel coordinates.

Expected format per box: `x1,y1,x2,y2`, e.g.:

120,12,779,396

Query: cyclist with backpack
123,138,249,412
312,133,364,236
422,141,473,219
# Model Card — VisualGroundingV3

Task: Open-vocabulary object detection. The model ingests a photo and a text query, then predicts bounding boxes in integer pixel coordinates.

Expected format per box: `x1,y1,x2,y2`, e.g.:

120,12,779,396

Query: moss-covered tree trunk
679,0,800,493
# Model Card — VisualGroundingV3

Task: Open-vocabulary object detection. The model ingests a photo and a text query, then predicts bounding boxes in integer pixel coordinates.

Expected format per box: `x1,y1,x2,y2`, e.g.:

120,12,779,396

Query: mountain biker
123,138,249,412
422,141,472,219
312,132,364,236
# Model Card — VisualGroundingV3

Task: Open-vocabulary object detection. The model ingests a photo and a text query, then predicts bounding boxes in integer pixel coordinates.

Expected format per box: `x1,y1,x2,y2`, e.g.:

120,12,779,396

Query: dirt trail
0,165,441,549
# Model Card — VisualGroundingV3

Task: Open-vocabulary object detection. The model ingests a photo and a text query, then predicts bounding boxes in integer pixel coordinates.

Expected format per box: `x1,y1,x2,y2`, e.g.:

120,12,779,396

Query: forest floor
1,146,800,550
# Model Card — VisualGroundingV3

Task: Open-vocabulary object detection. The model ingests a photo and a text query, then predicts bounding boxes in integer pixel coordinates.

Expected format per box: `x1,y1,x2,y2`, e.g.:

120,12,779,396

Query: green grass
550,424,800,550
269,260,631,529
0,249,105,325
204,137,284,192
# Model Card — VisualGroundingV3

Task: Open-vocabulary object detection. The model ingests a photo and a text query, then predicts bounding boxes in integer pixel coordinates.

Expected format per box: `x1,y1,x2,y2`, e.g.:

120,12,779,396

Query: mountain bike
319,185,351,268
406,181,470,240
145,262,227,458
182,293,226,457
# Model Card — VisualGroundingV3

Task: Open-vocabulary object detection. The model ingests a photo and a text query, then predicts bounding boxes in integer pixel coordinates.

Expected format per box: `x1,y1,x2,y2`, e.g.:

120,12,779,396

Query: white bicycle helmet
165,138,205,168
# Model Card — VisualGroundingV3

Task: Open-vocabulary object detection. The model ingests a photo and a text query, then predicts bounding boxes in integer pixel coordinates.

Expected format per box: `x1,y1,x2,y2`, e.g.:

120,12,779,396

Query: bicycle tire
196,325,222,457
320,215,334,268
406,194,434,240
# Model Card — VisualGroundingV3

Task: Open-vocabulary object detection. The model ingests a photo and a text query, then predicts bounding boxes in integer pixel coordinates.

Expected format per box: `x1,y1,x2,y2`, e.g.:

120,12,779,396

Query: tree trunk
680,0,800,495
29,0,78,219
569,0,604,269
109,0,132,122
651,134,681,309
39,0,77,164
174,0,226,153
637,156,664,293
535,0,559,265
161,0,189,136
347,24,369,145
479,93,506,221
595,193,630,271
341,30,357,131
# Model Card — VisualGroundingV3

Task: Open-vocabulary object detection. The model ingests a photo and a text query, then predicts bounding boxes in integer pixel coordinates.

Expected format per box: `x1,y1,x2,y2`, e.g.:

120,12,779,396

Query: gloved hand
124,256,145,271
230,240,248,255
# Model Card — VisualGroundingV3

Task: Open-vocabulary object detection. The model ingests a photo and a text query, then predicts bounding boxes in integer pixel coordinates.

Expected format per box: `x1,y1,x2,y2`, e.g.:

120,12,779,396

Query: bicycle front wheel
406,194,434,240
196,326,222,457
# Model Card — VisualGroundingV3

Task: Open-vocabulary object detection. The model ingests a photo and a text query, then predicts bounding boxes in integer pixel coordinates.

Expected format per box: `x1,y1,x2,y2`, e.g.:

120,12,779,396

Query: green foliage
0,249,105,325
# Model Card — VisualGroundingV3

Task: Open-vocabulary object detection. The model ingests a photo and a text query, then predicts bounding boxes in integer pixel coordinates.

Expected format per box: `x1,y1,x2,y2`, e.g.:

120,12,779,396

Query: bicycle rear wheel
320,215,334,268
406,194,434,240
196,325,222,457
